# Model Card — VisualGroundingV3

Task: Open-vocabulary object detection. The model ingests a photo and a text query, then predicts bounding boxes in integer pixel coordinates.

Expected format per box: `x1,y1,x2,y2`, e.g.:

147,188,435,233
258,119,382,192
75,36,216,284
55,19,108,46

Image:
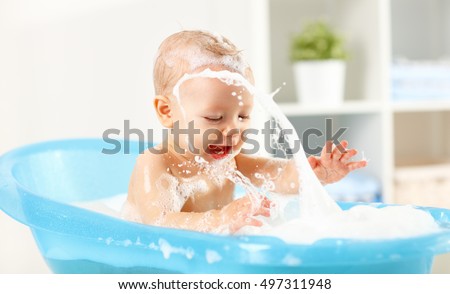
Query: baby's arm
235,153,299,194
160,195,271,233
235,140,367,194
126,151,270,233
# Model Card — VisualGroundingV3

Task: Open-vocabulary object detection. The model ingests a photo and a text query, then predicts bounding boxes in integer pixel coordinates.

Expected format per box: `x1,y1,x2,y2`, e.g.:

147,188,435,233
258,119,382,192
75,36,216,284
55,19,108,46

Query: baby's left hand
308,140,367,185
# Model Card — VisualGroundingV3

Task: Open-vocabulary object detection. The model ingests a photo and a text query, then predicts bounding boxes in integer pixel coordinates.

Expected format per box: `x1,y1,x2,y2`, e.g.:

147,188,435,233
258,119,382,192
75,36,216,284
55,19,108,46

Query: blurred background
1,0,449,273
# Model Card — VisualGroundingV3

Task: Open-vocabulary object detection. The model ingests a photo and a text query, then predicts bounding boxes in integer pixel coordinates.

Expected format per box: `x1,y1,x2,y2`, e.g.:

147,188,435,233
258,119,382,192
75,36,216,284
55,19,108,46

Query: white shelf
278,101,382,116
266,0,450,204
392,100,450,113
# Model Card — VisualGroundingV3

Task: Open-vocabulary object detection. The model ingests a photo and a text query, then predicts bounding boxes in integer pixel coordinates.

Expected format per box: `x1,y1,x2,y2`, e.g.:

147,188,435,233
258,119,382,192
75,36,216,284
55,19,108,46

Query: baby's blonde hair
153,30,254,97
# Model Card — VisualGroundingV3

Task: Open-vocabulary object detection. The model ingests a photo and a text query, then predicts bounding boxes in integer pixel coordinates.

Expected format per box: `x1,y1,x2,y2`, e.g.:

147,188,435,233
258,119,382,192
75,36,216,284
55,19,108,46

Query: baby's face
171,76,253,162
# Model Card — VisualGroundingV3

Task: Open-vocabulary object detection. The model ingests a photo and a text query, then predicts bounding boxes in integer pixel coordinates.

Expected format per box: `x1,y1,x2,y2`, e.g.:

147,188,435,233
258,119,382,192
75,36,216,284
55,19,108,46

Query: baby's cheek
241,124,252,136
242,119,252,129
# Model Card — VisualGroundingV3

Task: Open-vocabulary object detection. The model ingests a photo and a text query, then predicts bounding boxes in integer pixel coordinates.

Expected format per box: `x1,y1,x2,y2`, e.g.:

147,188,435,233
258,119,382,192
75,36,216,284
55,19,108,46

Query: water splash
172,68,341,220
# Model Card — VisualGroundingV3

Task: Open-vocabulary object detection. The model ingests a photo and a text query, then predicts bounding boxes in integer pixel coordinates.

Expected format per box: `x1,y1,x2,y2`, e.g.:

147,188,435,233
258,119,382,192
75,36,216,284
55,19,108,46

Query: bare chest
180,177,235,212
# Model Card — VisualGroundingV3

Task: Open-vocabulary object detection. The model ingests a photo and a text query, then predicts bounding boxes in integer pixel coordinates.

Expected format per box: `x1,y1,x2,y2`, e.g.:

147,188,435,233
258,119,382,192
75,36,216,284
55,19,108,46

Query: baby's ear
154,95,173,128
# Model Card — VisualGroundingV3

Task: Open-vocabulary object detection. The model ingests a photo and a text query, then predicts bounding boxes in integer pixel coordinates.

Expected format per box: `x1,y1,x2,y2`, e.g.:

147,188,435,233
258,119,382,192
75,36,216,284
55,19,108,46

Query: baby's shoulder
134,148,170,174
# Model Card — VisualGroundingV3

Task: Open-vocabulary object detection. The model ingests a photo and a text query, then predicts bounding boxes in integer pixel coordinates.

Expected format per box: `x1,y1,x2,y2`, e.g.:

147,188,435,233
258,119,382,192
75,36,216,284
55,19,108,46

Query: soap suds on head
163,30,249,75
172,68,255,107
175,46,248,75
153,30,253,99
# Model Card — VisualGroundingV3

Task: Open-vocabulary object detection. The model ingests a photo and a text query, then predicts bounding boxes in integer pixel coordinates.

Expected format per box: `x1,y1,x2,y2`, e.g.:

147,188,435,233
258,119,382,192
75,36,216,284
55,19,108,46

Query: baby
124,30,367,233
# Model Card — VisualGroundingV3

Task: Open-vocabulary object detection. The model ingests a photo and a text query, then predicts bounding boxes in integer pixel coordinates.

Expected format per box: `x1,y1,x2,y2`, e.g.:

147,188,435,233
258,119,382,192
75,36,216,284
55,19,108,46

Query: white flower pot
293,60,346,105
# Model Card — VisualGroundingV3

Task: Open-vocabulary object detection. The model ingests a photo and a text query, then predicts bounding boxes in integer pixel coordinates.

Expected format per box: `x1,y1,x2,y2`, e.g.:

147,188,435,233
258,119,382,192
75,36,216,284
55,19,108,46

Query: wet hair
153,30,254,97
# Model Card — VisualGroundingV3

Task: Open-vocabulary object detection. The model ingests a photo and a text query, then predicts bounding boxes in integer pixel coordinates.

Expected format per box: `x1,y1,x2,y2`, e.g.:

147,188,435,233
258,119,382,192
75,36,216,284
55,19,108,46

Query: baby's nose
222,128,241,146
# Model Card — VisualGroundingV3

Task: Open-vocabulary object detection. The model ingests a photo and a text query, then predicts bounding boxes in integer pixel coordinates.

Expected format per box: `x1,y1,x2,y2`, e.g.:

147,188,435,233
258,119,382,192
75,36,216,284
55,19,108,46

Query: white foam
238,195,441,244
282,254,301,266
78,191,440,248
172,69,255,104
205,250,222,264
72,194,127,218
164,42,249,78
158,238,195,260
154,173,208,213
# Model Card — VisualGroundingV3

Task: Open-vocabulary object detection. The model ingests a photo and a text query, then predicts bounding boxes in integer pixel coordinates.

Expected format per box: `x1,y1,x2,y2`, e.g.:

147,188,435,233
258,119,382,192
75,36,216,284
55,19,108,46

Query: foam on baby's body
155,173,209,212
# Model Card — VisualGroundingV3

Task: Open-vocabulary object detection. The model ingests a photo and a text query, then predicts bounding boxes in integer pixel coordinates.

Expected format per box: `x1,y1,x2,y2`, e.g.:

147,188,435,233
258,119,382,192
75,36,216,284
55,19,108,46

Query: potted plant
290,21,348,105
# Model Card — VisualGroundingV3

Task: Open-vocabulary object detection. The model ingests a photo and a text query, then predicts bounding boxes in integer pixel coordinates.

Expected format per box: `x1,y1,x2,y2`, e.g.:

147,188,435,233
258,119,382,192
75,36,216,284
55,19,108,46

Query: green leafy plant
290,21,347,61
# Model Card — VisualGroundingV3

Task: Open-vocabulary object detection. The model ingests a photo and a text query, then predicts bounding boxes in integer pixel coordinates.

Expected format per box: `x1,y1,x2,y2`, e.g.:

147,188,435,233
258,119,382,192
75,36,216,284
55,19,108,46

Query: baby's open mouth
207,144,232,159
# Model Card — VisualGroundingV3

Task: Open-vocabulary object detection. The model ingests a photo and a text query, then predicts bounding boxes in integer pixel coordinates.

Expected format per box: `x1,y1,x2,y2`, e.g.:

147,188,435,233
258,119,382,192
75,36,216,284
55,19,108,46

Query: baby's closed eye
238,114,250,120
204,116,223,122
203,114,250,123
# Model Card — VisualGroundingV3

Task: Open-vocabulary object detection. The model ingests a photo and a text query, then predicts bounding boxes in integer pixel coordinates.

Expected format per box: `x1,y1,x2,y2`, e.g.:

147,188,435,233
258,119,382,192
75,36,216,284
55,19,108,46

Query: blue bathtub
1,138,450,273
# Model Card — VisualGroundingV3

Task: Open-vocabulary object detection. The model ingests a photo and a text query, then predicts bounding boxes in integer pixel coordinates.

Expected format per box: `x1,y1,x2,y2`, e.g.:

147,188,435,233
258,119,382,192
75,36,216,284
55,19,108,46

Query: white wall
391,0,449,59
0,0,269,273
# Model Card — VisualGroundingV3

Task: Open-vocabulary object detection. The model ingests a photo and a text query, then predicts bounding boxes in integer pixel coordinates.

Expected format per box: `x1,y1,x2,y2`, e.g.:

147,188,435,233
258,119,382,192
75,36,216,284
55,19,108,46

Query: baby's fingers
261,196,272,209
321,140,334,160
340,148,358,162
244,217,263,227
346,160,367,171
247,197,270,217
331,140,348,159
308,156,319,169
236,195,272,217
254,206,271,217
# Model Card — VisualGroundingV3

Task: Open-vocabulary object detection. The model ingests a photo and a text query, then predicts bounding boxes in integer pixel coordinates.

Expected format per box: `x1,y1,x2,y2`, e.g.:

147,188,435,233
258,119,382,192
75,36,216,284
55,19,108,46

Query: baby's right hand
219,195,271,233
